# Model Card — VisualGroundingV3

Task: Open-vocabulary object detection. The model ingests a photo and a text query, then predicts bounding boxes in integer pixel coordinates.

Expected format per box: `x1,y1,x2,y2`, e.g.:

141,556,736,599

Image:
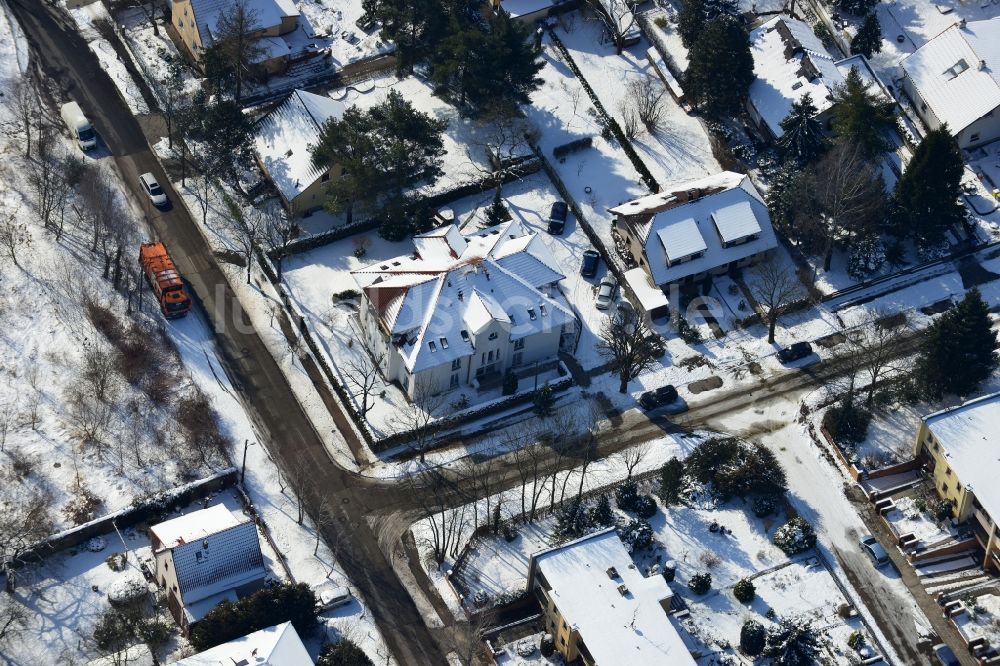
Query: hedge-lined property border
545,26,660,194
268,158,542,260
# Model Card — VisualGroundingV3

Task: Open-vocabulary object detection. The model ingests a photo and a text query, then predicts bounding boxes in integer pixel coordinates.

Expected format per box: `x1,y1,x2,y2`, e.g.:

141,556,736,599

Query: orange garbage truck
138,242,192,318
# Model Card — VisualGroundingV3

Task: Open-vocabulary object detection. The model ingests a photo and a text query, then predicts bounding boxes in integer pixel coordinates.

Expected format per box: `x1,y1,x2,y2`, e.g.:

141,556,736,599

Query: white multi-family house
748,15,885,141
353,219,580,400
901,18,1000,149
150,504,268,632
610,171,778,316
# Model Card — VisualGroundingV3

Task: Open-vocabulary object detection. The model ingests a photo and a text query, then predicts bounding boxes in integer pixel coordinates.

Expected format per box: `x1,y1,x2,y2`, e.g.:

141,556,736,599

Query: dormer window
440,337,449,349
539,305,548,316
944,58,969,80
489,332,498,340
429,341,437,352
460,330,470,343
528,308,537,320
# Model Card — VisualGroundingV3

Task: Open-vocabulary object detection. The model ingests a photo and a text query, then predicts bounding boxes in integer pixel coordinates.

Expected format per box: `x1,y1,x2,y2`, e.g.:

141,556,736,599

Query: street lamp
241,439,256,485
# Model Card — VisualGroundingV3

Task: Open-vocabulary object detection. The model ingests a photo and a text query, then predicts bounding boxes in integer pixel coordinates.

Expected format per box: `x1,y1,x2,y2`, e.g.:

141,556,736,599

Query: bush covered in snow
733,578,755,603
847,236,886,280
107,573,148,606
616,518,653,552
688,572,712,595
589,494,615,526
752,494,778,517
773,517,817,555
823,401,872,445
615,479,640,511
191,583,318,651
685,436,787,500
740,619,766,656
555,497,592,540
764,617,820,665
540,634,555,657
633,494,658,519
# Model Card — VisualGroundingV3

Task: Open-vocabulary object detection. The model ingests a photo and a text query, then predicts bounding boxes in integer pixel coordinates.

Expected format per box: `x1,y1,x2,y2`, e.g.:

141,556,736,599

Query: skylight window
460,330,470,343
429,341,437,352
944,58,969,80
540,304,548,316
528,308,537,321
440,337,449,349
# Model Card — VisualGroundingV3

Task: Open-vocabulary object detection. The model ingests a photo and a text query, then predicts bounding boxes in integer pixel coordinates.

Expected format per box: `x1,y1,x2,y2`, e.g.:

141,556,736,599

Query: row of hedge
545,26,660,193
268,158,541,260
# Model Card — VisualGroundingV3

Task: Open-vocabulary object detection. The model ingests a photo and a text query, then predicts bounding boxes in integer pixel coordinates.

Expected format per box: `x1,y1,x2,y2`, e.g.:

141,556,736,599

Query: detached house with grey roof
353,219,580,401
150,504,268,632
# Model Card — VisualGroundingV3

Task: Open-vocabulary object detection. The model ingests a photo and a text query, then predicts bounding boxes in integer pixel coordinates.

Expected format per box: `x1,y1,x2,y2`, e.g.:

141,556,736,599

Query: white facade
353,220,579,400
901,18,1000,149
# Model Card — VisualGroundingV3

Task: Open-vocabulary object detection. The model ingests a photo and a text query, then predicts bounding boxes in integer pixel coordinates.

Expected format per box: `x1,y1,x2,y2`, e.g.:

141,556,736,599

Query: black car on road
639,385,678,410
777,341,813,363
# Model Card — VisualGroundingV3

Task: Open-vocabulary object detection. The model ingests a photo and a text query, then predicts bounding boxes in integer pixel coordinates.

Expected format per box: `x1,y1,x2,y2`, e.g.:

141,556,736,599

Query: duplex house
610,171,777,315
254,89,345,216
901,18,1000,149
150,504,268,632
353,219,579,400
171,0,299,74
913,392,1000,572
748,15,884,141
527,528,696,665
175,621,311,665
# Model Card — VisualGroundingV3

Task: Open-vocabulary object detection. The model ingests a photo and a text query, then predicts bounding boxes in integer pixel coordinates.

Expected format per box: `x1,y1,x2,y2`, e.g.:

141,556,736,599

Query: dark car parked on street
547,201,568,234
777,341,813,363
581,249,600,278
639,385,678,410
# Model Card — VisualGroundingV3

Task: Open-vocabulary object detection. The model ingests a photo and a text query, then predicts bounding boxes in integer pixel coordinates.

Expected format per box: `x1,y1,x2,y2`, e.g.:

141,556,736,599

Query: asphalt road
4,2,450,663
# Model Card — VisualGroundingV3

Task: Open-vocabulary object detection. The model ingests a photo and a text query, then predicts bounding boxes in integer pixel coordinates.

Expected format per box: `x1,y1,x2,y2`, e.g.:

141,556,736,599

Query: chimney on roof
981,59,987,71
959,18,967,28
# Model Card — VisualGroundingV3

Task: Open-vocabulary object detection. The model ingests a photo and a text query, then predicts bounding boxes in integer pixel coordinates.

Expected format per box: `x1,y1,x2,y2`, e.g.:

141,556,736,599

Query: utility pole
241,439,255,485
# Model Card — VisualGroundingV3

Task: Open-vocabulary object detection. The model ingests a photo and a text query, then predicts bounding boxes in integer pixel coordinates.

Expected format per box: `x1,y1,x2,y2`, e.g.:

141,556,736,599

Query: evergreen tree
830,67,895,160
917,288,998,399
893,126,965,247
318,639,375,666
839,0,879,15
659,457,685,505
590,493,615,526
485,189,509,226
850,12,883,59
778,93,826,165
432,12,542,114
684,16,754,120
764,617,821,666
532,381,555,417
556,497,590,539
192,98,257,195
741,620,766,656
311,90,447,238
765,161,799,231
677,0,739,48
362,0,455,71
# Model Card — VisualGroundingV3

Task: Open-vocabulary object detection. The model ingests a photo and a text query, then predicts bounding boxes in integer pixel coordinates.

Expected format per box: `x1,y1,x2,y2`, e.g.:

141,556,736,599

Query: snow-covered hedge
772,517,817,555
107,573,149,606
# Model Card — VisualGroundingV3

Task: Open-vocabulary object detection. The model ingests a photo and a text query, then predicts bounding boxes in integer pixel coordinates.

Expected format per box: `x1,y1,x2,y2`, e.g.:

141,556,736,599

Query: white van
60,101,97,151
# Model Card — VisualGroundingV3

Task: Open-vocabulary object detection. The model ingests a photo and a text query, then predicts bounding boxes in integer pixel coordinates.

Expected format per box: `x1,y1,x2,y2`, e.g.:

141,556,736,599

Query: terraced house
914,392,1000,572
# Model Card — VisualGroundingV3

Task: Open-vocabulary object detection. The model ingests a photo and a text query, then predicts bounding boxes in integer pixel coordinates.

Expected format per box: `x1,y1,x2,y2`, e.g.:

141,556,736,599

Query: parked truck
139,242,192,319
60,101,97,151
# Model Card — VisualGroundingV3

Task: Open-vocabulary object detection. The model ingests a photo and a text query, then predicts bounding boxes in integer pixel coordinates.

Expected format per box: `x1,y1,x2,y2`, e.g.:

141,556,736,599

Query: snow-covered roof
623,267,669,312
924,392,1000,520
175,622,311,665
500,0,555,18
151,505,267,612
528,529,695,666
188,0,298,47
254,89,346,203
610,173,778,287
749,16,874,138
353,219,576,373
901,18,1000,134
150,504,240,549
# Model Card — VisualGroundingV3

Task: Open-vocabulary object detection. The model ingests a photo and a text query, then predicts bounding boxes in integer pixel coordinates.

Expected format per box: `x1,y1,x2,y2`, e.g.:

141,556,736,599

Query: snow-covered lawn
884,496,957,548
954,593,1000,650
552,13,718,187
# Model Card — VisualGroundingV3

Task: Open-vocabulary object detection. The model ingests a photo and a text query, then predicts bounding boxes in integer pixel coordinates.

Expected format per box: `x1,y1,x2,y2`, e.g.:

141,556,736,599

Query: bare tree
597,307,661,393
0,207,31,269
408,467,467,564
130,0,165,36
260,204,299,279
794,140,886,273
2,77,39,158
222,196,264,283
152,63,186,148
391,377,445,462
617,440,650,479
0,593,27,646
0,484,53,592
747,260,804,344
466,104,533,200
26,134,63,232
850,308,911,405
0,408,11,453
588,0,636,55
510,438,548,522
619,100,640,140
343,350,385,417
628,76,667,134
